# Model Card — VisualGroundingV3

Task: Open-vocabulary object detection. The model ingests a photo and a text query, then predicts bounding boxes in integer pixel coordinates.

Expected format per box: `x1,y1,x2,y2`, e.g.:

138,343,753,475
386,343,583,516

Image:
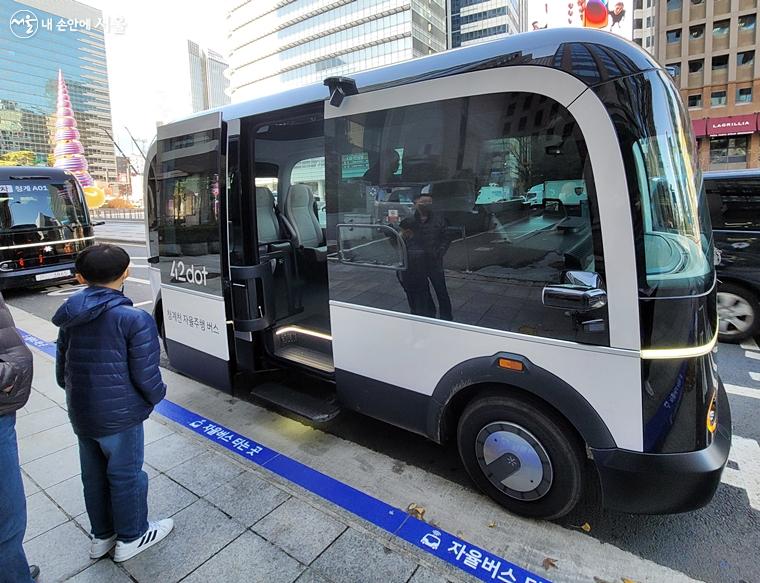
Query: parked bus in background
145,29,730,520
0,167,95,289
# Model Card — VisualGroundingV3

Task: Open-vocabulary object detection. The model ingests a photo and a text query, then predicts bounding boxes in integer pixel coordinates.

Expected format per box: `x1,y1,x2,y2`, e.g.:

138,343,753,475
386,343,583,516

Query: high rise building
637,0,760,170
227,0,447,101
188,41,231,113
448,0,526,48
632,0,656,52
0,0,116,182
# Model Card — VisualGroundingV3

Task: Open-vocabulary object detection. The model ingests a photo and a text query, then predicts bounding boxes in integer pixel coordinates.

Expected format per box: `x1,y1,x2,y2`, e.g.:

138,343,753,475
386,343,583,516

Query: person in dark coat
53,244,173,563
0,293,40,583
399,191,453,320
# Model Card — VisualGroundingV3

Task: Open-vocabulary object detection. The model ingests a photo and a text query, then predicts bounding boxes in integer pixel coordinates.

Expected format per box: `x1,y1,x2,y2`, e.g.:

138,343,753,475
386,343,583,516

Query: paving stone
18,421,78,464
24,521,94,582
67,560,133,583
253,498,346,564
312,528,417,583
22,469,40,496
144,461,160,479
14,406,69,439
147,473,199,519
166,450,245,497
295,570,334,583
144,432,209,472
409,566,452,583
144,416,174,444
122,499,246,583
74,511,91,535
183,530,304,583
23,491,69,542
206,469,290,527
46,474,86,517
23,389,58,414
22,443,80,488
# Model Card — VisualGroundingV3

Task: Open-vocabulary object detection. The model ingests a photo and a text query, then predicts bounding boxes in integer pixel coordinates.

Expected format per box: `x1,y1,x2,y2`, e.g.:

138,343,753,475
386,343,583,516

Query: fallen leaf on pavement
407,503,426,520
621,579,638,583
581,522,592,532
487,520,496,528
542,557,558,570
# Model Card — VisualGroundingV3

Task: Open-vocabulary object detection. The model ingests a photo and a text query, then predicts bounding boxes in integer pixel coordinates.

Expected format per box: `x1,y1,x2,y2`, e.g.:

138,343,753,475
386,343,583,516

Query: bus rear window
0,180,87,231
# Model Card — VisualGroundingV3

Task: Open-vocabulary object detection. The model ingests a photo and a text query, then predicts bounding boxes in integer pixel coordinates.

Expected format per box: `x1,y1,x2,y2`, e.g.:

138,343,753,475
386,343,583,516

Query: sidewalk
17,353,467,583
93,220,146,245
11,305,700,583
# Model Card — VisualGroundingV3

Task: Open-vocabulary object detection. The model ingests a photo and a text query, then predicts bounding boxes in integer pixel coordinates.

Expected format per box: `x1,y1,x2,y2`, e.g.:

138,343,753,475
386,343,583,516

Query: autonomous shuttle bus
0,167,95,289
145,29,730,519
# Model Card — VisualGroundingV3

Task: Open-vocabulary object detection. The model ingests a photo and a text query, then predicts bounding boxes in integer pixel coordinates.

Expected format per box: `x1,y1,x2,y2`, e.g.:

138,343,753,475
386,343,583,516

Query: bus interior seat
283,183,327,262
256,186,281,245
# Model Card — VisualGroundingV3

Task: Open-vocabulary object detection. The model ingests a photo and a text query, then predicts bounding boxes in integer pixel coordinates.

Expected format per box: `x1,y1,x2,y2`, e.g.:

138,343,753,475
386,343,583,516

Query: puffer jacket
0,292,33,415
53,286,166,437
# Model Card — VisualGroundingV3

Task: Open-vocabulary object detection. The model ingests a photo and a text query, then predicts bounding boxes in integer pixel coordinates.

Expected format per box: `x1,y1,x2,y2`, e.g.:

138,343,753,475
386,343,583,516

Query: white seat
283,184,326,260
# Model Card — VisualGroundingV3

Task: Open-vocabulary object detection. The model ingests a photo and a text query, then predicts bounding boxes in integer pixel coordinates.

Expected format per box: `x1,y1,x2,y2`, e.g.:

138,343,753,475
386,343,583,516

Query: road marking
129,263,149,270
725,383,760,400
129,257,148,261
741,338,760,351
750,372,760,382
721,435,760,511
127,276,150,285
134,300,153,307
745,351,760,361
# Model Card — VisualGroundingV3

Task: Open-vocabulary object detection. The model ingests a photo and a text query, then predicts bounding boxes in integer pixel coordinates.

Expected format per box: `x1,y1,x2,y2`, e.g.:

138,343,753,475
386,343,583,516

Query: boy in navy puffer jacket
53,244,174,563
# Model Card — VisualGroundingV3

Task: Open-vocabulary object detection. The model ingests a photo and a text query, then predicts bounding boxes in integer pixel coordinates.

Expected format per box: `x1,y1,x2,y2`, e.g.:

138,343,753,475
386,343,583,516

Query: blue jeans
78,423,148,543
0,413,33,583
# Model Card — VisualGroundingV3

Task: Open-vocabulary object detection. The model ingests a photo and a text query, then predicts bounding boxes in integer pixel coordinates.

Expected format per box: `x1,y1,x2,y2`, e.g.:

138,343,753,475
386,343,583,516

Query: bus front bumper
0,263,77,290
590,381,731,515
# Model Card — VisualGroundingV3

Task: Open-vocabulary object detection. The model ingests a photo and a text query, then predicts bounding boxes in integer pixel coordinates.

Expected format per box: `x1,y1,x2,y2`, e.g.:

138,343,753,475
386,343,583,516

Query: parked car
705,169,760,342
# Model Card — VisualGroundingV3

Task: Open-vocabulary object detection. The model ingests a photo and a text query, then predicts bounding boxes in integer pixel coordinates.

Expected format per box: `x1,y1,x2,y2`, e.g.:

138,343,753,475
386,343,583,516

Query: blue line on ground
19,327,550,583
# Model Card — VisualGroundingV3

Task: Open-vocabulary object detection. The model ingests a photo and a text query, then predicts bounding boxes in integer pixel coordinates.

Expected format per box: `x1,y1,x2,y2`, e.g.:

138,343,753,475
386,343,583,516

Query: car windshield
632,73,714,297
0,180,87,231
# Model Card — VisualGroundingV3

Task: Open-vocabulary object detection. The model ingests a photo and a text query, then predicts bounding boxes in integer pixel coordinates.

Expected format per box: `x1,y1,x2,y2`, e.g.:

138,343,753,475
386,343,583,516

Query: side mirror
542,271,607,312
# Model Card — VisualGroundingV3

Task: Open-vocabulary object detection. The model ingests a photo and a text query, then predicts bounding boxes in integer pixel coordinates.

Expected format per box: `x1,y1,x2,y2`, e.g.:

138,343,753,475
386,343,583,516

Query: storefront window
710,136,748,167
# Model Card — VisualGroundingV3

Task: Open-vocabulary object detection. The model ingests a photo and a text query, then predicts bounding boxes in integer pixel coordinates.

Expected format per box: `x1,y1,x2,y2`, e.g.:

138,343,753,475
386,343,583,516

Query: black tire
717,282,760,343
457,393,585,520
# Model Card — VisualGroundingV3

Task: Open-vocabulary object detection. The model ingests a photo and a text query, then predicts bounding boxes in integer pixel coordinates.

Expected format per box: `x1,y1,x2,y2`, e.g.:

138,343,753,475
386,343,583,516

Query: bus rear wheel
457,394,585,520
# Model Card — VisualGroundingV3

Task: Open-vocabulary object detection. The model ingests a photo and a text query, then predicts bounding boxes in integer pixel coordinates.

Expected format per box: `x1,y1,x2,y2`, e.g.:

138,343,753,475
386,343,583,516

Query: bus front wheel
457,394,585,520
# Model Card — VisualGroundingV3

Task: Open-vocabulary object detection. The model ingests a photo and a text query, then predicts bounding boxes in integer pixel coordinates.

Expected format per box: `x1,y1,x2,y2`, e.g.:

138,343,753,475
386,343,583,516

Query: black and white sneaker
113,519,174,562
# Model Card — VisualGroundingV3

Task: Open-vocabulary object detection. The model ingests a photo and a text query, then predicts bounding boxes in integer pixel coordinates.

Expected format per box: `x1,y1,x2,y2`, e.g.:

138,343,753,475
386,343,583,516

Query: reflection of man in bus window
363,149,400,185
399,192,453,321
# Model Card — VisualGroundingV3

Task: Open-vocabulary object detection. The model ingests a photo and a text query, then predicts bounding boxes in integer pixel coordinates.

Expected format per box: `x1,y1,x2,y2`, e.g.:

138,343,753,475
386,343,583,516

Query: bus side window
328,91,609,346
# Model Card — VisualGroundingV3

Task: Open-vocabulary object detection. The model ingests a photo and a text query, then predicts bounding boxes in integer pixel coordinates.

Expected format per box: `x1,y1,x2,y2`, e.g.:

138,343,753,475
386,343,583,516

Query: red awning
707,114,758,136
692,118,707,137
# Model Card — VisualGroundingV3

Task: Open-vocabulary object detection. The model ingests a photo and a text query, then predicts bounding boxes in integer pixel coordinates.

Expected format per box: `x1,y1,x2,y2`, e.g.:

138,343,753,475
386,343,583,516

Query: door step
250,381,341,423
274,344,334,373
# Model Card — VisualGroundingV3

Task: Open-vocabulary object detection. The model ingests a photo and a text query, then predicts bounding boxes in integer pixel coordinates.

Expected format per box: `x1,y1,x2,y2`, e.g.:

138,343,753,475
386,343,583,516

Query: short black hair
75,244,130,285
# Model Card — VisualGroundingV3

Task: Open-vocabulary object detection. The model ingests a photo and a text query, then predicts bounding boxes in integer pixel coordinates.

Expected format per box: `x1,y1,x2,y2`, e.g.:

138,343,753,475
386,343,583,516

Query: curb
95,237,147,245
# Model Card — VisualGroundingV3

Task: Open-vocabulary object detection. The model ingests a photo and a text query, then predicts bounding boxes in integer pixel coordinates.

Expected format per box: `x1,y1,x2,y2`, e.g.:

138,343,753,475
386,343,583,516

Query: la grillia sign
707,114,758,136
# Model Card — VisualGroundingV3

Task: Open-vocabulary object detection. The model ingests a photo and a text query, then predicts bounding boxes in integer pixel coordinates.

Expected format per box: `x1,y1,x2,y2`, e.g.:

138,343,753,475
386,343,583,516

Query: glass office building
228,0,447,100
188,40,231,113
448,0,526,48
0,0,115,182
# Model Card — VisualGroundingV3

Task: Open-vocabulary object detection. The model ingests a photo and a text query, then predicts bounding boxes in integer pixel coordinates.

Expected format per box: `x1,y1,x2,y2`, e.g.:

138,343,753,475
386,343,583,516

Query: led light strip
275,325,333,341
0,235,95,251
640,327,719,360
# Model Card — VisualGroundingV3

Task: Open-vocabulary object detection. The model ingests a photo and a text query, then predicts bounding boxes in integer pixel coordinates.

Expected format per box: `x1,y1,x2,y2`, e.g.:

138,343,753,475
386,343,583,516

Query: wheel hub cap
717,292,754,335
476,422,553,501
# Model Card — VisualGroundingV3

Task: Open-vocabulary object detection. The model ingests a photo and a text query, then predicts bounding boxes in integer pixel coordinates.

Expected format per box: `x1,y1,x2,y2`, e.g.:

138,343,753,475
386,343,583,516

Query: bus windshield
631,72,714,297
0,180,87,232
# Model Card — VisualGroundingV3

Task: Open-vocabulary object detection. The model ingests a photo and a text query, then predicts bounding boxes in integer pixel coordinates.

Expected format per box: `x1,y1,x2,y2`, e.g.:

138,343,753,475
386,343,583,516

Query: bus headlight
0,261,14,272
706,396,718,434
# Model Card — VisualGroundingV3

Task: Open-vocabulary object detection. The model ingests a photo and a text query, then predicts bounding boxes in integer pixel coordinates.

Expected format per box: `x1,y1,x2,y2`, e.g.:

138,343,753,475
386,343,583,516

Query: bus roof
175,28,661,127
0,167,76,181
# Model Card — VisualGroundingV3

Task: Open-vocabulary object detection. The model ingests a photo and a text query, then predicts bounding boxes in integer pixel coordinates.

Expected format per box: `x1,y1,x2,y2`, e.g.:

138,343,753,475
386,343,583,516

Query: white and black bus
145,29,730,520
0,167,95,289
